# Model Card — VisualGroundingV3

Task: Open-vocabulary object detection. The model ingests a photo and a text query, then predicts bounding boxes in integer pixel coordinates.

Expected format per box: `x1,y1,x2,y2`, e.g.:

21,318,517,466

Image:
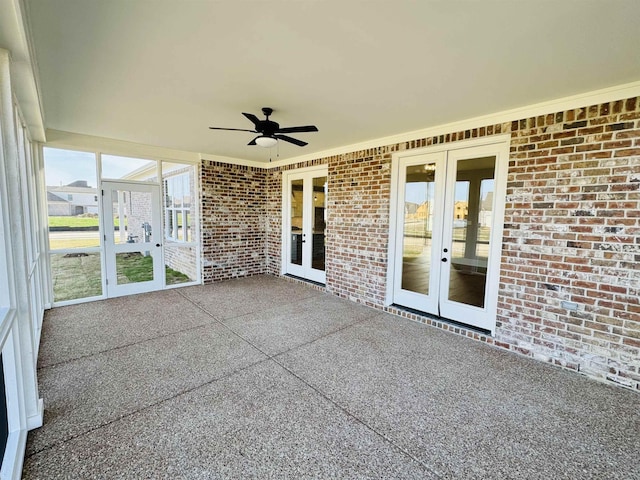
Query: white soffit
24,0,640,163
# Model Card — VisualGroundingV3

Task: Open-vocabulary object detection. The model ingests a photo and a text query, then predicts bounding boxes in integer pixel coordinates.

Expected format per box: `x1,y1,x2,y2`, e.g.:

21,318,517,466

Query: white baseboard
26,398,44,430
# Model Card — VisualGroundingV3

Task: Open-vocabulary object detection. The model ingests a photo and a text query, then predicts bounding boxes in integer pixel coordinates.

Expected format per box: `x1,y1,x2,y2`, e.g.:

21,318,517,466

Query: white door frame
391,150,446,314
101,181,164,297
386,135,510,334
281,165,328,284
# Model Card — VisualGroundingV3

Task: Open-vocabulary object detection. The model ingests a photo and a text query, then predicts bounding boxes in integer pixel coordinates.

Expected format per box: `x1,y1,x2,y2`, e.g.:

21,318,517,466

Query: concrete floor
23,275,640,479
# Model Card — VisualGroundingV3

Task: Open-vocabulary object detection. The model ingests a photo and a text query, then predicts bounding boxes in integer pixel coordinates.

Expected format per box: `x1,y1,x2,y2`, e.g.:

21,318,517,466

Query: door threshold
390,304,492,336
283,274,326,288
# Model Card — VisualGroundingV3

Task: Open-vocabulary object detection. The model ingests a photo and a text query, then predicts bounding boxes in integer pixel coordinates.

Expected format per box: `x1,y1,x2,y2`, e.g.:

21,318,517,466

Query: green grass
48,216,124,228
52,252,192,302
116,253,190,285
48,216,99,228
51,253,103,301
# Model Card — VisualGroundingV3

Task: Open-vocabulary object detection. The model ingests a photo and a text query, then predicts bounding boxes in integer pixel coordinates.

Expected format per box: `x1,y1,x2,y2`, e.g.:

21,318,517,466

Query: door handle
441,258,448,263
156,243,162,247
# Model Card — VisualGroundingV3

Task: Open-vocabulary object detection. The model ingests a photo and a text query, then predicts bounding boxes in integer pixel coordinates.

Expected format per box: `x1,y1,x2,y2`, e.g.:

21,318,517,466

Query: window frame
164,172,191,243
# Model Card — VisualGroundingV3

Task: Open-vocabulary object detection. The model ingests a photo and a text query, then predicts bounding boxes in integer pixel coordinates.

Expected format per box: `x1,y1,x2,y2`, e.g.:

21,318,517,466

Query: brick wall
265,168,283,275
500,97,640,389
127,190,153,243
200,160,267,282
201,96,640,391
325,152,391,306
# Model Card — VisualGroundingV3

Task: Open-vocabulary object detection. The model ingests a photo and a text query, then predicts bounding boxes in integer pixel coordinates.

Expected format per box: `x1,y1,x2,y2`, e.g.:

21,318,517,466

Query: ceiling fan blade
209,127,256,132
276,125,318,134
242,112,261,128
274,134,308,147
247,136,259,146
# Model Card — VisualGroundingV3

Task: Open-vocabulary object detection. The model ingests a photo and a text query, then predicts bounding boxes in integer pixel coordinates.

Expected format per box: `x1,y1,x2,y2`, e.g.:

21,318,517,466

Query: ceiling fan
209,107,318,147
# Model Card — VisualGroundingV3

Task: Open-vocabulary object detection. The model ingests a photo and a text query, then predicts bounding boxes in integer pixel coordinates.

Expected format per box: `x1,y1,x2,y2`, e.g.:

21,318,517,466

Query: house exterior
46,180,99,216
0,1,639,478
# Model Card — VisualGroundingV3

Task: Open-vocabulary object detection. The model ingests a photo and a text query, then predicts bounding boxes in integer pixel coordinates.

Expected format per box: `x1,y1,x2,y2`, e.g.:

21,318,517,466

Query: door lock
441,258,448,263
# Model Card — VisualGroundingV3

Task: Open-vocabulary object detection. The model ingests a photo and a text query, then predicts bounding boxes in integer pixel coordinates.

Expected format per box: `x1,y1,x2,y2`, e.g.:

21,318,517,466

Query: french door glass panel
445,158,495,308
312,176,327,272
290,179,304,266
401,164,436,295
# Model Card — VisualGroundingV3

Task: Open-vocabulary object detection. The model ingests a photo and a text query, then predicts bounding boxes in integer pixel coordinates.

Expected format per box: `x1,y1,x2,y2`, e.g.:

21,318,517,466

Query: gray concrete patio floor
23,275,640,479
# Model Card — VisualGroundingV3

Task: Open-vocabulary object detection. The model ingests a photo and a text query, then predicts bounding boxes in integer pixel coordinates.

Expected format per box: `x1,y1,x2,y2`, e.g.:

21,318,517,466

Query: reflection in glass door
102,181,163,297
445,158,495,308
393,152,445,314
290,179,304,266
391,142,507,333
284,167,328,284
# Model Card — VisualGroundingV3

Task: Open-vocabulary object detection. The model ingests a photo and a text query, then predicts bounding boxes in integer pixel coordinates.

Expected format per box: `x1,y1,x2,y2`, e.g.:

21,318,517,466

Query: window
164,173,191,242
44,147,103,302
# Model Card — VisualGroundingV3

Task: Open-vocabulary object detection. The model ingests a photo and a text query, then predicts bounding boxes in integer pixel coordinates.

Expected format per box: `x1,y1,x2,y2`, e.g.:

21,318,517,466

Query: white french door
282,166,328,284
390,140,508,333
102,181,164,297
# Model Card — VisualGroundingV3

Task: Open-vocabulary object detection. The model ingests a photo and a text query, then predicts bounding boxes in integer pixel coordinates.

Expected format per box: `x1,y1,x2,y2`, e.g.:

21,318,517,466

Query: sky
44,148,97,187
43,148,155,187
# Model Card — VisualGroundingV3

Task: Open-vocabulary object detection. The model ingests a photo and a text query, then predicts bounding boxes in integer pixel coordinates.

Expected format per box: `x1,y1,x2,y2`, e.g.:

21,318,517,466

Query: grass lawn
48,216,99,228
48,216,124,228
116,253,190,285
51,253,103,301
52,252,192,302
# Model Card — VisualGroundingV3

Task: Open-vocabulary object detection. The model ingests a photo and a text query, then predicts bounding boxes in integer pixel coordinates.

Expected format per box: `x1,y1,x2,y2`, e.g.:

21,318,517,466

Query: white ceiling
23,0,640,163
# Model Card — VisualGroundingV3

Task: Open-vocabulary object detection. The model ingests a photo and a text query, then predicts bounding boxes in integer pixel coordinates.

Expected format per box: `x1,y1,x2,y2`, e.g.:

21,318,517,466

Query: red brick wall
325,152,391,306
200,161,267,282
202,97,640,391
499,97,640,389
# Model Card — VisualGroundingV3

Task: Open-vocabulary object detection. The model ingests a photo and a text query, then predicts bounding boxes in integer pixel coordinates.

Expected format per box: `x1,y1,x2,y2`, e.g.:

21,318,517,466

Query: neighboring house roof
67,180,89,187
47,191,68,203
47,186,97,194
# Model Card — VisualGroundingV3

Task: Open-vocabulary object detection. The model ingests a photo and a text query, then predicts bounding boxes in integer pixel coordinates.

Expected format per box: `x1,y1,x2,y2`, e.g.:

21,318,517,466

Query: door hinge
101,189,104,196
104,234,106,241
105,279,108,285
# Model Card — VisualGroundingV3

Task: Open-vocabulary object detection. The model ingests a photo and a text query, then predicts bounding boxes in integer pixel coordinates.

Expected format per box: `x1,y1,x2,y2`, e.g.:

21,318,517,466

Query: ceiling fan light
255,135,277,148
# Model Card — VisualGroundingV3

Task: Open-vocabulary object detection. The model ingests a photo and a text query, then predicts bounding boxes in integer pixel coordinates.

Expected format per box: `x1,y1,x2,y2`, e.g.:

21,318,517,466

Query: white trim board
45,130,203,165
